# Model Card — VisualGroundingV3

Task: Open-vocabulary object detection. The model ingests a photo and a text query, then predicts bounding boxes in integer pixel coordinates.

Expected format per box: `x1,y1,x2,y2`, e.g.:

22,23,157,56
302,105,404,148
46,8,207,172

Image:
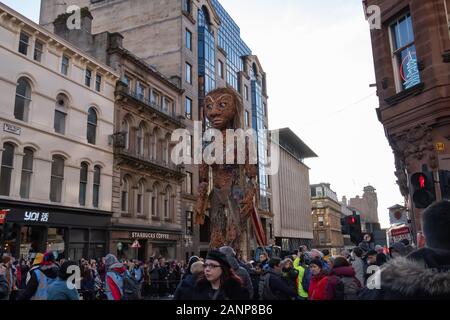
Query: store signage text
131,232,170,240
24,211,50,222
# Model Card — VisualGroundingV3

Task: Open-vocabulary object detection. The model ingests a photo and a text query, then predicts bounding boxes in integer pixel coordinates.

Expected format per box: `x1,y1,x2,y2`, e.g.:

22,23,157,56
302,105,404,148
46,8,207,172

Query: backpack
121,273,141,300
258,273,277,300
333,276,361,300
32,270,57,300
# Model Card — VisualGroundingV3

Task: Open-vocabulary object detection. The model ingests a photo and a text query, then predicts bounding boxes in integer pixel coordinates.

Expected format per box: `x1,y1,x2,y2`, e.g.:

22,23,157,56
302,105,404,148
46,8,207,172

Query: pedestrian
0,263,9,300
104,254,127,301
360,201,450,299
80,261,96,300
47,261,80,300
280,258,298,295
193,250,249,300
157,257,169,298
358,233,375,253
1,256,17,300
18,252,59,300
351,247,365,287
259,252,269,271
308,259,328,300
149,259,160,298
249,262,262,300
293,253,309,300
319,256,361,300
173,260,204,300
219,246,254,298
259,257,297,300
388,241,407,259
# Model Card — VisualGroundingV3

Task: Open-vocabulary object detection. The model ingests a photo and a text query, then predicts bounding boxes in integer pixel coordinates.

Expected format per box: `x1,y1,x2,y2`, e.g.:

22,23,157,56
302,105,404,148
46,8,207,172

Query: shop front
0,200,111,261
110,227,182,262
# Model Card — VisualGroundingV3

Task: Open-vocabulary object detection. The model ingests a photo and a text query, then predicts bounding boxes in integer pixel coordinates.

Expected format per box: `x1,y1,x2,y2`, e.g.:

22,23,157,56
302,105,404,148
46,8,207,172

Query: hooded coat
17,263,59,300
104,254,127,301
360,248,450,300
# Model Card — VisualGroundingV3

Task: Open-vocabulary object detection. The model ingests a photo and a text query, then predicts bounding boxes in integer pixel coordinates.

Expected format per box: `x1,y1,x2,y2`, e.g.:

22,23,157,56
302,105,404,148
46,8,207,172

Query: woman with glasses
191,250,249,300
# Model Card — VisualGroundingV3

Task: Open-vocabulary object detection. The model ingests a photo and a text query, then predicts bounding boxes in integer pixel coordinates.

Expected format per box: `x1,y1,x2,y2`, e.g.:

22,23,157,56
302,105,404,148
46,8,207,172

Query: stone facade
311,183,344,256
348,185,379,224
364,0,450,234
0,3,119,259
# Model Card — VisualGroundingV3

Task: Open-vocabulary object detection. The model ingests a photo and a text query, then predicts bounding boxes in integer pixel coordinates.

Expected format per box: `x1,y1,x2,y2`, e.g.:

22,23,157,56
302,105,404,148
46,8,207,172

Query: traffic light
341,217,350,235
349,214,362,244
410,172,436,209
440,170,450,200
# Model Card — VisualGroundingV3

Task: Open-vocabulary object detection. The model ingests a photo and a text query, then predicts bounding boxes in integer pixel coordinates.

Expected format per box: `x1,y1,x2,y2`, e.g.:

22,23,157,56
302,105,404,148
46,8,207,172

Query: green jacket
293,257,308,298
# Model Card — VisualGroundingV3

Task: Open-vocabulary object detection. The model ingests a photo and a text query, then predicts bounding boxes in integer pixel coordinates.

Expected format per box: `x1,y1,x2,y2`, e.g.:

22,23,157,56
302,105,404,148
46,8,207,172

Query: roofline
271,127,318,159
0,3,119,78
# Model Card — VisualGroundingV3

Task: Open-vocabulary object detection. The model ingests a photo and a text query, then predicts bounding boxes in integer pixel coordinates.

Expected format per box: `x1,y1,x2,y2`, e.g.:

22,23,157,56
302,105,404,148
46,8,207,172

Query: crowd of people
1,200,450,300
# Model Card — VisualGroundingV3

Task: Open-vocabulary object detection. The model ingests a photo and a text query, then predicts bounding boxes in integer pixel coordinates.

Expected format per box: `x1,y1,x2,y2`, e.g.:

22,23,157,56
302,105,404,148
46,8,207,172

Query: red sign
391,227,410,237
131,240,141,248
0,209,9,225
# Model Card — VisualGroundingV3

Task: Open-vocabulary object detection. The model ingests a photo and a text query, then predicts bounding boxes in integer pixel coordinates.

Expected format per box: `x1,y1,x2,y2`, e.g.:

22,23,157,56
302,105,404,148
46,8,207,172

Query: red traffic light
419,174,425,189
347,216,356,224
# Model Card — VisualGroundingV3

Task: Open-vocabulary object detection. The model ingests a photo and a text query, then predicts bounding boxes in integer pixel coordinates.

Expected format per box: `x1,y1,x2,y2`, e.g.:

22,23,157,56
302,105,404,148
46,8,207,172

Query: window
318,216,324,227
163,137,169,164
185,97,192,119
122,120,130,150
79,162,88,206
164,187,171,219
318,232,326,245
186,135,192,157
61,55,69,75
87,108,97,145
14,78,32,122
54,94,68,134
151,183,159,217
218,60,224,79
0,143,15,196
95,74,102,92
263,102,267,117
34,40,43,62
162,97,168,113
85,69,92,87
390,13,421,92
186,29,192,50
267,198,271,212
244,85,249,101
183,0,191,13
137,124,144,156
18,32,29,55
136,82,145,101
50,156,64,202
186,211,193,235
93,166,101,208
185,62,192,84
185,171,192,194
123,75,131,93
269,223,273,239
151,90,160,108
19,148,34,199
121,178,129,212
137,181,144,215
245,110,249,127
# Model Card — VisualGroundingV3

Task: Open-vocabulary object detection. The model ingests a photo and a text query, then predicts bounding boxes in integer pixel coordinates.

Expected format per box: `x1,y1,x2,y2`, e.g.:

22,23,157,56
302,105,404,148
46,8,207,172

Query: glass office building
198,7,216,94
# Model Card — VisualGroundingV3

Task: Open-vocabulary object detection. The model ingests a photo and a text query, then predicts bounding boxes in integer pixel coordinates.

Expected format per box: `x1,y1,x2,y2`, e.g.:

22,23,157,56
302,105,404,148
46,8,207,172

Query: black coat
173,274,197,300
192,277,250,300
263,269,297,300
360,248,450,300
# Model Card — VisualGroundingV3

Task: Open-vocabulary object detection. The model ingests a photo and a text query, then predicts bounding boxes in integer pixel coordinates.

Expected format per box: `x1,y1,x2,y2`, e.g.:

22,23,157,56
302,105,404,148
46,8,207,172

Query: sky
1,0,403,228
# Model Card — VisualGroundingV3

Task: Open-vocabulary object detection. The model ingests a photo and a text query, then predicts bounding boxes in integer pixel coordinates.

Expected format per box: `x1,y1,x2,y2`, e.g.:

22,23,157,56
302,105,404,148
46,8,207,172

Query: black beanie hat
206,250,231,269
423,201,450,250
310,258,323,269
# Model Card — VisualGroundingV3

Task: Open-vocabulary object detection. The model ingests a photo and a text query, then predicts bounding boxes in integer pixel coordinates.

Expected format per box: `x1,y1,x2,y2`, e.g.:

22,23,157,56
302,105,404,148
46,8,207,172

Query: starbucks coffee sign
130,231,179,241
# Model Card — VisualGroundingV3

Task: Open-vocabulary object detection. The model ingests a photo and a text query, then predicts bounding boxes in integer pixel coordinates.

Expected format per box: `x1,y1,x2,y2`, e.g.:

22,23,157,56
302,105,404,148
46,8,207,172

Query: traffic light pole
433,170,443,202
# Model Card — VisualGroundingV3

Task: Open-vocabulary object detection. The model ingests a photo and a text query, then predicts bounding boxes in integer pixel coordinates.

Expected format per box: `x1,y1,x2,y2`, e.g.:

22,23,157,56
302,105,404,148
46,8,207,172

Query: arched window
14,77,32,121
87,107,98,145
151,183,159,218
137,180,145,215
54,94,68,134
0,143,15,196
164,186,172,220
121,177,129,212
79,162,89,206
93,166,101,208
137,123,145,156
163,136,169,164
50,155,65,202
20,147,34,199
122,119,130,150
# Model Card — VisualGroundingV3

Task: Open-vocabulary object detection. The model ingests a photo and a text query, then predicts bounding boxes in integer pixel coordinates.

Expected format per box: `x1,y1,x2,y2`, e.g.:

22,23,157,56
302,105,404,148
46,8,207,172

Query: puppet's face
205,93,236,130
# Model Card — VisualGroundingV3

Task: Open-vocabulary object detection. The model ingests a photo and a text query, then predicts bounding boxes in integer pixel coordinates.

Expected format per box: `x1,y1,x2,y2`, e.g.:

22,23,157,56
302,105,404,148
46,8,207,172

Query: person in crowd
80,261,96,300
219,246,254,299
389,241,407,259
366,250,378,267
280,258,298,296
400,239,415,255
167,261,181,298
360,201,450,299
1,256,17,300
319,256,361,300
192,250,249,300
173,260,204,300
308,259,328,300
149,259,160,298
157,258,169,298
259,257,297,300
18,252,59,300
142,261,151,298
259,252,269,270
18,259,30,290
359,233,376,253
293,252,309,300
1,263,9,300
104,254,127,301
351,247,365,287
181,256,200,282
47,261,80,301
248,262,263,300
129,260,144,298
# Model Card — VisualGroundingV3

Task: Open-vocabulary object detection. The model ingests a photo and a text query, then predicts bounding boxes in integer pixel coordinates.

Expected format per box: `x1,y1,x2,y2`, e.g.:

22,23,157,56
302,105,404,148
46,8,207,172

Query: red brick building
364,0,450,235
